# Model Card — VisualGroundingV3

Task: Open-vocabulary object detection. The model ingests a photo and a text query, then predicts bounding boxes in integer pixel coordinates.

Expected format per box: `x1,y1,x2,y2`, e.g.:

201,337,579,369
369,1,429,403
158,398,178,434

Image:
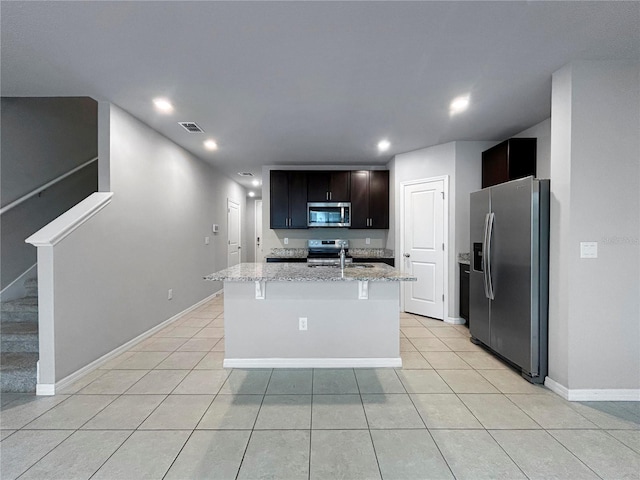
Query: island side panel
223,281,400,366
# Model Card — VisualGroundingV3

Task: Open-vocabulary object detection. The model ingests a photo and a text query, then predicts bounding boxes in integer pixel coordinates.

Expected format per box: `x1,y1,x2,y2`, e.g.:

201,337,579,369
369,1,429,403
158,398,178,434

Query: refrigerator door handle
482,213,491,299
486,212,496,300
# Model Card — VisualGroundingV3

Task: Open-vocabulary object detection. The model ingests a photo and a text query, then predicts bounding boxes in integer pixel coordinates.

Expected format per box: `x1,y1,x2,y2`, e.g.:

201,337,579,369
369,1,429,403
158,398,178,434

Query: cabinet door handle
329,191,332,200
326,192,329,200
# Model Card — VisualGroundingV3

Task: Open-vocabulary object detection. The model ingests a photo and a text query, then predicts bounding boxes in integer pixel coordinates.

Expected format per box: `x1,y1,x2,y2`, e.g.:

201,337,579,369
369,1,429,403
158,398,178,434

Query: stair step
24,278,38,297
1,297,38,322
1,321,39,352
0,352,37,393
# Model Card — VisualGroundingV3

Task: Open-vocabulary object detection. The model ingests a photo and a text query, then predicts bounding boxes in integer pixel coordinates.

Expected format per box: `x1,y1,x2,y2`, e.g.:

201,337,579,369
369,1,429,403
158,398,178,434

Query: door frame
227,198,241,267
254,199,263,262
399,175,453,322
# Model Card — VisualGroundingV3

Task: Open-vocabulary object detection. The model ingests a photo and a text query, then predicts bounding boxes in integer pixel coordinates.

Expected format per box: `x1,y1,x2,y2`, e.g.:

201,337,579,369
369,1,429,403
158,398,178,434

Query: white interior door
402,179,445,319
227,199,241,267
255,199,264,262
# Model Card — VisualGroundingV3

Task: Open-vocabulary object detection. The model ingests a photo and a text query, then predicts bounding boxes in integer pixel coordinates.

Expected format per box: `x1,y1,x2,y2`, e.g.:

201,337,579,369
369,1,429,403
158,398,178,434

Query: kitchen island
205,262,416,368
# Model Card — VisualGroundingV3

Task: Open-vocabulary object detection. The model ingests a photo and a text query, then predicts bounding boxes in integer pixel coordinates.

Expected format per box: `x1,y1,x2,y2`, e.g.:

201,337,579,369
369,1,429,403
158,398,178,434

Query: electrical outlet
366,237,371,245
299,317,307,331
168,289,173,300
284,237,289,245
205,236,210,245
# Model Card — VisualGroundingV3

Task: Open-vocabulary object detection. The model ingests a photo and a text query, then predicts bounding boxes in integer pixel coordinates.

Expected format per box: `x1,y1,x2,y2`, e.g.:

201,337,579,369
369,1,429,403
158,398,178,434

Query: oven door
307,202,351,227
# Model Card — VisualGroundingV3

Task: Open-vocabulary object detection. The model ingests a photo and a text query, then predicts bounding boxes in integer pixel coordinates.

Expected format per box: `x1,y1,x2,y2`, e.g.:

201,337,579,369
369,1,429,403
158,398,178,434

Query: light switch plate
284,238,289,245
580,242,598,258
205,236,210,245
366,237,370,245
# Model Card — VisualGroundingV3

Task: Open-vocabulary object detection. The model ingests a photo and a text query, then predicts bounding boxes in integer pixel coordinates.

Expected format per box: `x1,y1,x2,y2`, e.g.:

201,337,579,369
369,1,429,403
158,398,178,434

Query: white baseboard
38,289,223,395
444,316,466,325
223,357,403,369
36,383,55,395
545,377,640,401
1,263,37,302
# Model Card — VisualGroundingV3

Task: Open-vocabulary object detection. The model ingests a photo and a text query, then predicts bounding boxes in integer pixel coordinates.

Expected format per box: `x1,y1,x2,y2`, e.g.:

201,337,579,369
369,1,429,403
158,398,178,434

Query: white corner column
546,60,640,401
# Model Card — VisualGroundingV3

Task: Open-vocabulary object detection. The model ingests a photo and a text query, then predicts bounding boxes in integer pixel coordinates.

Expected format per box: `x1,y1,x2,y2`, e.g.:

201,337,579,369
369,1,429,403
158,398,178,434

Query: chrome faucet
339,243,346,270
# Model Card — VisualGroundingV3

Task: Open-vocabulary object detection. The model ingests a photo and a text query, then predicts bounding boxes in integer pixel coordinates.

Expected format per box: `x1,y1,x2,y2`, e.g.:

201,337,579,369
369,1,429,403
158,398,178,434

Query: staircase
1,278,38,392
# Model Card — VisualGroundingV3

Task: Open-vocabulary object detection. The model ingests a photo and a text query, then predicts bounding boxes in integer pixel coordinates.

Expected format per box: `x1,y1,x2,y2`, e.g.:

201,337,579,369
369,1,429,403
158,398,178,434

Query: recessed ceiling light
204,139,218,151
237,172,254,177
450,95,470,115
377,140,391,152
252,179,260,186
248,191,256,197
153,97,174,113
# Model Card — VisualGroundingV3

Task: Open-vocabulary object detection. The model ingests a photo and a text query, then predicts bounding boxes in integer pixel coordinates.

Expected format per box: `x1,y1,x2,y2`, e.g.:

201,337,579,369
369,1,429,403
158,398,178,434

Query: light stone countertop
205,262,416,282
458,252,471,265
267,248,394,259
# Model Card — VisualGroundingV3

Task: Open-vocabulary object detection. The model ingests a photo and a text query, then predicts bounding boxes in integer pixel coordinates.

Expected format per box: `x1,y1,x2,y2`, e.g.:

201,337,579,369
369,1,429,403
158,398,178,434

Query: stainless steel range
307,239,353,266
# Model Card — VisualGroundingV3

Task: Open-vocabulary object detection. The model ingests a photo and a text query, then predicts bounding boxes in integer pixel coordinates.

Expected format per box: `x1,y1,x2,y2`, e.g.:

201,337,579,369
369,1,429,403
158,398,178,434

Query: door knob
404,253,410,258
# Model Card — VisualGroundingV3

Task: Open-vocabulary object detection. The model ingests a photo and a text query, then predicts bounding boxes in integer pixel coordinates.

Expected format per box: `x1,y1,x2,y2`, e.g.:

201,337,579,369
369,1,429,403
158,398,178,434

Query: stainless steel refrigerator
469,176,549,383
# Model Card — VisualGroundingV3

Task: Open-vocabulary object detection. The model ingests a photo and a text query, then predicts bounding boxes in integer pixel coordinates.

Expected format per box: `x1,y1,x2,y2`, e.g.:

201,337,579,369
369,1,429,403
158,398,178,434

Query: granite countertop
267,248,394,259
205,262,416,282
268,248,308,258
458,252,470,265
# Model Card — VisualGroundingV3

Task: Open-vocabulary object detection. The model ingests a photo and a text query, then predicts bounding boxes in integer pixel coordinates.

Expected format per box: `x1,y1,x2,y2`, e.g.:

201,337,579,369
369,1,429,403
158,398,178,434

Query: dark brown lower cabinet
460,263,470,322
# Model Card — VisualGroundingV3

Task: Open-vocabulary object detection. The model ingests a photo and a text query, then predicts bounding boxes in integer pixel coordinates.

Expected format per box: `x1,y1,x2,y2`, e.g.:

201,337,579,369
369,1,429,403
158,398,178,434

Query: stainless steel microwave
307,202,351,227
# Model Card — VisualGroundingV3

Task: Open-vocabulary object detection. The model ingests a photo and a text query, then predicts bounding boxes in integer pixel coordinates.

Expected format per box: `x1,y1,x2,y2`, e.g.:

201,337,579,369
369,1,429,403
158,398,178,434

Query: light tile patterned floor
1,295,639,479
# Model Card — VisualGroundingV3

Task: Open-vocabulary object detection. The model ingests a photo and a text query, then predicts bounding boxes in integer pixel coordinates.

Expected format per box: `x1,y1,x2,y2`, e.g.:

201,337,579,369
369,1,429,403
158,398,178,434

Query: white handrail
0,156,99,215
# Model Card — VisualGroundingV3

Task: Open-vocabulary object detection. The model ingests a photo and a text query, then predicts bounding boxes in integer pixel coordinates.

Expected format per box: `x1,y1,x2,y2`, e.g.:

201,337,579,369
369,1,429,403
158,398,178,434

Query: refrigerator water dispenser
473,243,483,272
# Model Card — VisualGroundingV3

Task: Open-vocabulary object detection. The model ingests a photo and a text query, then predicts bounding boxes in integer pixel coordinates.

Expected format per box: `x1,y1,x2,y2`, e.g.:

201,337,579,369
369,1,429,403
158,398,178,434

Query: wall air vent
237,172,254,177
178,122,204,133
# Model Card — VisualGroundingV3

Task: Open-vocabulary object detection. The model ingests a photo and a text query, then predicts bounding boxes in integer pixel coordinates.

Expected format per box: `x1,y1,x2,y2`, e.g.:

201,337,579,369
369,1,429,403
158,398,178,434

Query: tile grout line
308,368,314,480
355,368,385,480
11,430,75,480
234,368,274,480
393,366,459,480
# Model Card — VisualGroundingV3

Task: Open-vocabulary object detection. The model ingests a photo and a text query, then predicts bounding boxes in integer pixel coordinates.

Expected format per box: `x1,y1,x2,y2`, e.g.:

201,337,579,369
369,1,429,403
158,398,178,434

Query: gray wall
389,141,495,318
245,198,256,262
549,61,640,391
1,97,98,291
1,97,97,205
51,104,246,379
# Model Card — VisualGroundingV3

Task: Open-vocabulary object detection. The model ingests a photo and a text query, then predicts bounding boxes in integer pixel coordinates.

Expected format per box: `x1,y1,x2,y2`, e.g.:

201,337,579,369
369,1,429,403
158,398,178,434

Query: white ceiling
2,1,639,189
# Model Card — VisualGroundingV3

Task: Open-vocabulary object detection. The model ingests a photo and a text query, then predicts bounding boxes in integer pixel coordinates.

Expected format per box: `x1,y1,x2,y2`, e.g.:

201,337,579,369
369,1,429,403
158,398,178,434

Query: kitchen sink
346,263,374,268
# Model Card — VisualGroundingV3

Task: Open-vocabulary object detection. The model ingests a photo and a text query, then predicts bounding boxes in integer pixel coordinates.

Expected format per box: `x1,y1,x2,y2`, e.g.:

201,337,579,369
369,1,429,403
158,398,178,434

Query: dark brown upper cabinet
482,138,537,188
307,171,350,202
350,170,389,229
270,170,308,229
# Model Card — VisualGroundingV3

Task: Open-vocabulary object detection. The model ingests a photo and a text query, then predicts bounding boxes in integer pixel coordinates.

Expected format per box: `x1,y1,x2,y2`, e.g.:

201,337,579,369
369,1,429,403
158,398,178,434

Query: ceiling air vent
178,122,204,133
237,172,254,177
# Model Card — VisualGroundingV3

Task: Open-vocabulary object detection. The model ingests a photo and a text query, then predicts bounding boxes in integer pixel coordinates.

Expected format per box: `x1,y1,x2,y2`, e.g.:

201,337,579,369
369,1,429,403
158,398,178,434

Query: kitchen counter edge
205,262,416,282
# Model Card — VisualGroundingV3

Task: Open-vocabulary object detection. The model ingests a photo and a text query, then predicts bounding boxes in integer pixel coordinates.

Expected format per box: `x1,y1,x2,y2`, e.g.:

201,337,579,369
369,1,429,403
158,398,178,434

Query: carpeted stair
1,278,38,393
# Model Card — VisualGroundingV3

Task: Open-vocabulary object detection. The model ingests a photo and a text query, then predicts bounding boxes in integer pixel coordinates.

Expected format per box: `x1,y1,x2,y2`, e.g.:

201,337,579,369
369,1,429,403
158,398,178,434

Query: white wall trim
223,357,402,369
545,377,640,401
36,384,56,396
37,289,223,395
25,192,114,247
0,263,37,302
445,316,466,325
